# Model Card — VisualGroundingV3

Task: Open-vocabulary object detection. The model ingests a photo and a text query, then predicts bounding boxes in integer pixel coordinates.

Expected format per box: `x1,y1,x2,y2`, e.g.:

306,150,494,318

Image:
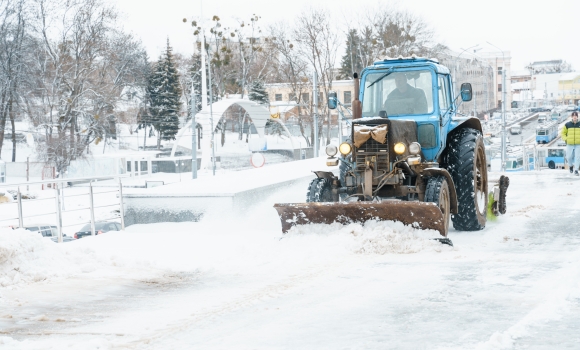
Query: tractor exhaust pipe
352,72,362,119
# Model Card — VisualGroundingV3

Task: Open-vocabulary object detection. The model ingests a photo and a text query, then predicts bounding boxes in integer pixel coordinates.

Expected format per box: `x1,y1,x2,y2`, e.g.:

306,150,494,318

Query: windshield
362,70,434,117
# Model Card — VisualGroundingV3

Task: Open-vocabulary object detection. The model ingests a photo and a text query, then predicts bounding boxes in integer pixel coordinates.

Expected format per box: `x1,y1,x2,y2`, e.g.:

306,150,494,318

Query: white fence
0,175,127,243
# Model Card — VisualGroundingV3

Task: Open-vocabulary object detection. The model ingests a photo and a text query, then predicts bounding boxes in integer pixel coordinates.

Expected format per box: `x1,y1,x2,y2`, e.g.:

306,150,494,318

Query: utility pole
313,71,319,157
198,3,215,175
191,82,197,179
487,42,507,172
208,51,216,175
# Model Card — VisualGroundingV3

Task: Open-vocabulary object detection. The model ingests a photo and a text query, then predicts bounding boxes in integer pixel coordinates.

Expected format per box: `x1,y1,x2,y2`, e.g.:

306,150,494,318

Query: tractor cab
358,58,472,161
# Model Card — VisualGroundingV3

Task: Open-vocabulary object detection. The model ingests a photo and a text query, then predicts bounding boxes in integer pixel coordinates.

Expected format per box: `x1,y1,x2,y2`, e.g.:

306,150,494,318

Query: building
431,49,511,116
558,73,580,105
528,60,572,75
266,50,512,122
265,80,355,124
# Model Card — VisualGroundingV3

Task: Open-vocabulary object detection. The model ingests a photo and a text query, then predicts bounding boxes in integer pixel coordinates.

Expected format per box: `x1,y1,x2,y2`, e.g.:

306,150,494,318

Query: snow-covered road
1,171,580,349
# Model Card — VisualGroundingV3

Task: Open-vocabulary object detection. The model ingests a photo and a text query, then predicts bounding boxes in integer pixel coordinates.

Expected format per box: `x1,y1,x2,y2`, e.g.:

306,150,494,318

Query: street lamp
468,51,494,119
454,44,480,94
486,41,507,172
184,10,217,176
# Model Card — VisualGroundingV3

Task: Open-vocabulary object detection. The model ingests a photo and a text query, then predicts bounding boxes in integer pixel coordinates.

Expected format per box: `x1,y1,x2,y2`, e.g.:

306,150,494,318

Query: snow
2,167,580,349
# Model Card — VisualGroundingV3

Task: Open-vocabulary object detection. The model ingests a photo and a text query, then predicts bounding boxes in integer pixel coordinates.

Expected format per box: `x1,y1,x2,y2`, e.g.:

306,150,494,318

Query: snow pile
0,228,80,287
285,220,451,254
0,227,172,290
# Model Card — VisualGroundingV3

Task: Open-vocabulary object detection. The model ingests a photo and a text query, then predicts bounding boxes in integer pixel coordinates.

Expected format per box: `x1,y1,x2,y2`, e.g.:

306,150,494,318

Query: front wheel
306,178,334,202
445,128,488,231
424,176,451,237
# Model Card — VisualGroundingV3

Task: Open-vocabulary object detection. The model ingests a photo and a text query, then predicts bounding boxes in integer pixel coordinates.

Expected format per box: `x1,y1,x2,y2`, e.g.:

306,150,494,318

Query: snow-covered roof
558,72,580,81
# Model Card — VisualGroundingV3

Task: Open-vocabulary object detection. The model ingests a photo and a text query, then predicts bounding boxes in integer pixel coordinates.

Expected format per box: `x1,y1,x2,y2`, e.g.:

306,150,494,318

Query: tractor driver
383,73,428,115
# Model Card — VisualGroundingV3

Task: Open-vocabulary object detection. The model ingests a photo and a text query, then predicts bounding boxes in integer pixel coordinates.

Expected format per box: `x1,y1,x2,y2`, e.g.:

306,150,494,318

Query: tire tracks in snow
115,257,354,349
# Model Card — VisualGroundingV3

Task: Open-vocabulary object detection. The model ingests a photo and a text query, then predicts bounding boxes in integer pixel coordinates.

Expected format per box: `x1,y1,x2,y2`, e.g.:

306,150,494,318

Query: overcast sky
112,0,579,72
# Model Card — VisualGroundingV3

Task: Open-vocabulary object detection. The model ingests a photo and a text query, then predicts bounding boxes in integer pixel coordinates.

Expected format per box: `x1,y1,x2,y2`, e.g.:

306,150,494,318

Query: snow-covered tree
147,40,182,149
248,80,269,106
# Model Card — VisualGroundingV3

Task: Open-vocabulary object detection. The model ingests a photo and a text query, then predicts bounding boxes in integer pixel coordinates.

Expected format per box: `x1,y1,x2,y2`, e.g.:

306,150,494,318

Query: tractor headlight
394,142,406,155
325,144,338,157
409,142,421,155
339,142,352,155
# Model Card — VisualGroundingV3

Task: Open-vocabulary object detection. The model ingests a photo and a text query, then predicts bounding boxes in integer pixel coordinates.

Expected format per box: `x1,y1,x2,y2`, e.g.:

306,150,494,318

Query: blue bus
550,111,565,123
541,147,566,169
536,122,558,144
491,148,535,172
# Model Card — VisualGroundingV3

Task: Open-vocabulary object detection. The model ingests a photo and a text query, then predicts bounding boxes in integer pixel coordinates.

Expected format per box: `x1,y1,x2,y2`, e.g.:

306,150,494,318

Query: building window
275,94,282,101
289,93,296,102
343,91,352,104
498,67,503,75
498,84,502,92
301,93,309,104
318,92,324,106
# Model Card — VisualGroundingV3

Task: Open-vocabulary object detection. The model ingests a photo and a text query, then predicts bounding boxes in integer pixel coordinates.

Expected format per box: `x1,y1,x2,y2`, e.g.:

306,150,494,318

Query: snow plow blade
273,201,447,237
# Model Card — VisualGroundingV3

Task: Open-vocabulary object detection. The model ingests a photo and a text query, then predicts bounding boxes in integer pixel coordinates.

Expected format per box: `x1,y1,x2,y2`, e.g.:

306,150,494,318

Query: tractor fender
450,117,483,134
421,168,458,214
313,171,336,180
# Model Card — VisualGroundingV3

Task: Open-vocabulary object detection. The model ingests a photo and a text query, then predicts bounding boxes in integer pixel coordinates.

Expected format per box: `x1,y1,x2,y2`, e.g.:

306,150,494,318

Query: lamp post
454,44,480,94
184,11,214,177
469,51,494,118
486,41,507,172
190,81,197,179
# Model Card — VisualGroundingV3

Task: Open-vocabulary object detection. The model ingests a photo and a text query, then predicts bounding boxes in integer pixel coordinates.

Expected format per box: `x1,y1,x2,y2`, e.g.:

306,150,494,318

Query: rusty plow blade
273,201,446,236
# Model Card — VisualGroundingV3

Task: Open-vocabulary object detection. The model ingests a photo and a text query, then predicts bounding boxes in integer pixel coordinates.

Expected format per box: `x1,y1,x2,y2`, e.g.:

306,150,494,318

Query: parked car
74,221,122,239
510,123,522,135
21,224,75,243
537,113,548,124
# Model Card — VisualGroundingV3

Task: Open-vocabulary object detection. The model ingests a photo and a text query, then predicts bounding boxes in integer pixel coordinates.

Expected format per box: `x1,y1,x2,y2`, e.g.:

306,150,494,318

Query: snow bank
285,220,452,254
0,216,452,291
0,228,80,287
0,227,172,290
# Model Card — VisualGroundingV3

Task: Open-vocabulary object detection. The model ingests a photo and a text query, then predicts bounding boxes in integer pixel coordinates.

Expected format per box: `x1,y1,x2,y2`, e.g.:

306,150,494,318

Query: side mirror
461,83,473,102
328,91,337,110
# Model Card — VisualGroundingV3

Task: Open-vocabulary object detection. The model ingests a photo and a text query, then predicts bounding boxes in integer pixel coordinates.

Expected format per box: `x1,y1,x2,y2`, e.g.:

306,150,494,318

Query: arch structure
171,98,272,170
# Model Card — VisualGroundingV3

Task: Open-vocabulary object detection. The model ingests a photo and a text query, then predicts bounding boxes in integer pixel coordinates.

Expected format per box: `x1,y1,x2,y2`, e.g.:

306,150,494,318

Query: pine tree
338,29,365,80
147,39,182,149
248,80,269,106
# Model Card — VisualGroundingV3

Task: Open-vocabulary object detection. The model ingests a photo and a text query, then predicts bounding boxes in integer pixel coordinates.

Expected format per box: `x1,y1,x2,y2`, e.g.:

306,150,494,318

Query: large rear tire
306,178,334,202
445,128,488,231
424,176,451,236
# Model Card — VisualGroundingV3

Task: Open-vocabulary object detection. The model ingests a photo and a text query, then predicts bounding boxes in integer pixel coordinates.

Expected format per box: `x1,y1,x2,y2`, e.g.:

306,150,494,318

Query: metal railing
0,175,128,243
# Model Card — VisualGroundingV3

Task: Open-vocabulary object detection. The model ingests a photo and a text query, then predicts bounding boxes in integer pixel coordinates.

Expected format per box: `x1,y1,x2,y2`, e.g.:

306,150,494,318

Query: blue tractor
275,57,492,242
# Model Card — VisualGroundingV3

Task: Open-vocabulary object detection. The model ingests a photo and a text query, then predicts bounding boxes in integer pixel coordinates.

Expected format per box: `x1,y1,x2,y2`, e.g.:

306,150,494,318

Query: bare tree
268,22,311,145
28,0,146,174
0,0,27,161
293,8,340,146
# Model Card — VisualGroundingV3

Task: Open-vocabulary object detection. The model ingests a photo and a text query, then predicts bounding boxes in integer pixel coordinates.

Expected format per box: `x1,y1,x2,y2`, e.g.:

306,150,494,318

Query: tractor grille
354,137,390,171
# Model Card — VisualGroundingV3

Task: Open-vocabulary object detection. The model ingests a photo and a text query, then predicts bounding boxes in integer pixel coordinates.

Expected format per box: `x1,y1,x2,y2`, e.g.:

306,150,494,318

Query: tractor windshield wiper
366,68,394,88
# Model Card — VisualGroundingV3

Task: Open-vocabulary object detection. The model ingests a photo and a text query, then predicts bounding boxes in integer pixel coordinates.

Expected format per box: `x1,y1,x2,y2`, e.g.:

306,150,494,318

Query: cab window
438,75,450,112
362,70,434,117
